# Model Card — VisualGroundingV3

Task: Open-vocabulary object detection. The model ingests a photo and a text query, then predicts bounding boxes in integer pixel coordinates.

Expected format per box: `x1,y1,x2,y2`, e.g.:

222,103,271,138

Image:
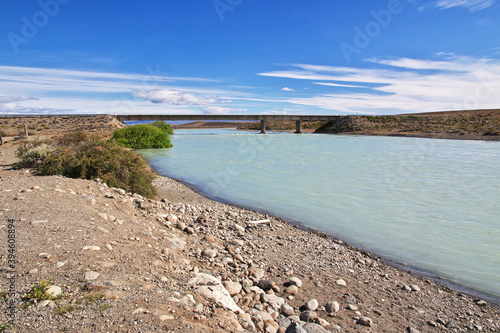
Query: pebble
38,253,51,259
205,235,215,243
427,320,437,327
411,284,421,292
285,322,307,333
85,271,100,281
285,285,299,295
336,279,346,286
201,249,217,258
105,244,113,251
306,298,319,311
223,281,242,296
475,300,487,306
325,301,340,313
299,310,317,322
82,246,101,251
356,316,373,327
46,285,62,297
159,315,175,321
56,261,66,268
289,277,302,288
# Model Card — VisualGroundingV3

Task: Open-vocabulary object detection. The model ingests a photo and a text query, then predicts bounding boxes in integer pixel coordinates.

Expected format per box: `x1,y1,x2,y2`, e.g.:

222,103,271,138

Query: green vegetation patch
39,137,157,198
111,123,172,149
24,279,52,302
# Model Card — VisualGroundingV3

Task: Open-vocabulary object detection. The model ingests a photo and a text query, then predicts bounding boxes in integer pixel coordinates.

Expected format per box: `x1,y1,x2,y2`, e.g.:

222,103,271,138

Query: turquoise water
140,129,500,299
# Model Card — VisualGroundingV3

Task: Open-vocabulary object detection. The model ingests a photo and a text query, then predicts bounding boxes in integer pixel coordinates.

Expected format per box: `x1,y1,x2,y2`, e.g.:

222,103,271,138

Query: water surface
141,129,500,299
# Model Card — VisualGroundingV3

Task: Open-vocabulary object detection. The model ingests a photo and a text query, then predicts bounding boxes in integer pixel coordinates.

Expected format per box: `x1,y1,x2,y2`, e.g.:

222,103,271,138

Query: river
140,128,500,300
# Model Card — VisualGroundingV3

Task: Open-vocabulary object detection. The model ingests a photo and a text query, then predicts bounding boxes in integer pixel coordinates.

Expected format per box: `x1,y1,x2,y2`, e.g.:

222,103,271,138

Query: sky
0,0,499,116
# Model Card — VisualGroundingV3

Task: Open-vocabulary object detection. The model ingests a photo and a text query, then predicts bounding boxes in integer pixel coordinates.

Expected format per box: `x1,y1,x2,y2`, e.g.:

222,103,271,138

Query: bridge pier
260,119,266,134
295,120,302,134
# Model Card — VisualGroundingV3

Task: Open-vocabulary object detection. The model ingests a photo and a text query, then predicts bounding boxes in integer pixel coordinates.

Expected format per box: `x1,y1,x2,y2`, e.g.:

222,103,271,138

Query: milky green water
140,129,500,299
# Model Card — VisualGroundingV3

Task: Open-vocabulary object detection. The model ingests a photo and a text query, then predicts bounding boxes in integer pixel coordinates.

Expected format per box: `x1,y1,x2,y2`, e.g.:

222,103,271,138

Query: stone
289,277,303,288
165,234,186,250
316,318,330,327
475,300,487,306
325,301,340,313
159,315,174,321
306,299,319,311
410,284,421,292
189,273,242,313
46,286,62,298
281,303,295,317
347,304,358,311
285,285,299,295
56,261,66,268
234,224,245,234
82,246,101,251
299,310,317,322
336,279,346,286
356,317,373,327
205,235,215,243
85,271,100,281
201,249,217,258
132,307,145,315
406,327,421,333
223,281,242,296
285,322,307,333
258,280,274,291
263,294,285,311
38,253,51,259
427,320,437,327
445,321,456,328
38,300,56,308
303,322,331,333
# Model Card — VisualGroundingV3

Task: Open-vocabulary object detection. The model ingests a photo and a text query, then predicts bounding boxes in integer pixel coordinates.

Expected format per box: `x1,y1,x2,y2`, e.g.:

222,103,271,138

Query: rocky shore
1,126,499,332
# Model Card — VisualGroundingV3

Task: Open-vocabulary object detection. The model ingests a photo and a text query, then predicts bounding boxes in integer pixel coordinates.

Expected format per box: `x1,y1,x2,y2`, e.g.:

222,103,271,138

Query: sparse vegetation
55,305,75,315
98,303,114,311
0,291,8,298
0,322,11,332
24,279,52,302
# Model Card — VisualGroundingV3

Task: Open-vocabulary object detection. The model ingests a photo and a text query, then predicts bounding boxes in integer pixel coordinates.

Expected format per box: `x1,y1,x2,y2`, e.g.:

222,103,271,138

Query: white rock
97,213,108,221
306,298,319,311
82,246,101,251
234,224,245,234
46,285,62,297
85,271,100,280
189,273,243,313
165,234,186,250
289,277,303,288
56,261,66,268
105,244,113,251
97,227,110,233
336,279,346,286
132,307,145,315
159,315,174,321
38,253,51,259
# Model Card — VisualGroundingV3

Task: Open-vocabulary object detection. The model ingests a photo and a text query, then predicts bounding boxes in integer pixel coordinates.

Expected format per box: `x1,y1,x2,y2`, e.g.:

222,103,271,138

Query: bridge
114,114,340,133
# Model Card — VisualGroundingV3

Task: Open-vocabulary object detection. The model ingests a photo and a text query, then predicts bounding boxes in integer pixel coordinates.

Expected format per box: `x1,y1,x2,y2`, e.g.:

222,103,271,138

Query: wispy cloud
281,87,295,91
203,106,247,115
0,66,250,115
434,0,495,12
258,54,500,114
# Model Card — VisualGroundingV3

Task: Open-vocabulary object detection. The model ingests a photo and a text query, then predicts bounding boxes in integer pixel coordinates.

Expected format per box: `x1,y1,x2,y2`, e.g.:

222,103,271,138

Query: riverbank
1,120,499,332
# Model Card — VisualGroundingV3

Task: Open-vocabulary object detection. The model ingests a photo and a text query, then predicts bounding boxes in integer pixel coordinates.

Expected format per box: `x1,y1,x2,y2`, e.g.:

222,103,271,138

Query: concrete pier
260,119,266,134
295,120,302,134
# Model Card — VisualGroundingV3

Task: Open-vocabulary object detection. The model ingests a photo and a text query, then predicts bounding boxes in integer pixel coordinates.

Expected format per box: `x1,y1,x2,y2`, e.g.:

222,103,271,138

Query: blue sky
1,0,499,115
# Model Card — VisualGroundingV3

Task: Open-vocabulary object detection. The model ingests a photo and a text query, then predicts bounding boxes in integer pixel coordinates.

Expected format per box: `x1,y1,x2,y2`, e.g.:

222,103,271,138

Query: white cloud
133,89,217,105
281,87,295,91
203,106,248,115
435,0,495,11
258,55,500,114
0,95,38,104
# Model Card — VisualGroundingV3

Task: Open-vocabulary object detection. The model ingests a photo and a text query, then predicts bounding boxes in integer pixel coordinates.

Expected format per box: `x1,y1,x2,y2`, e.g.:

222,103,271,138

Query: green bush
150,121,173,135
39,138,157,198
17,144,52,168
111,124,172,149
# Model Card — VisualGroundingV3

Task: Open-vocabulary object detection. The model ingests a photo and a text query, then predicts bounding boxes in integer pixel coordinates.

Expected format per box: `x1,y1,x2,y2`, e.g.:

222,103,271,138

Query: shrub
39,138,157,198
150,121,174,135
25,279,52,302
17,144,52,168
15,138,46,158
57,129,89,146
111,124,172,149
